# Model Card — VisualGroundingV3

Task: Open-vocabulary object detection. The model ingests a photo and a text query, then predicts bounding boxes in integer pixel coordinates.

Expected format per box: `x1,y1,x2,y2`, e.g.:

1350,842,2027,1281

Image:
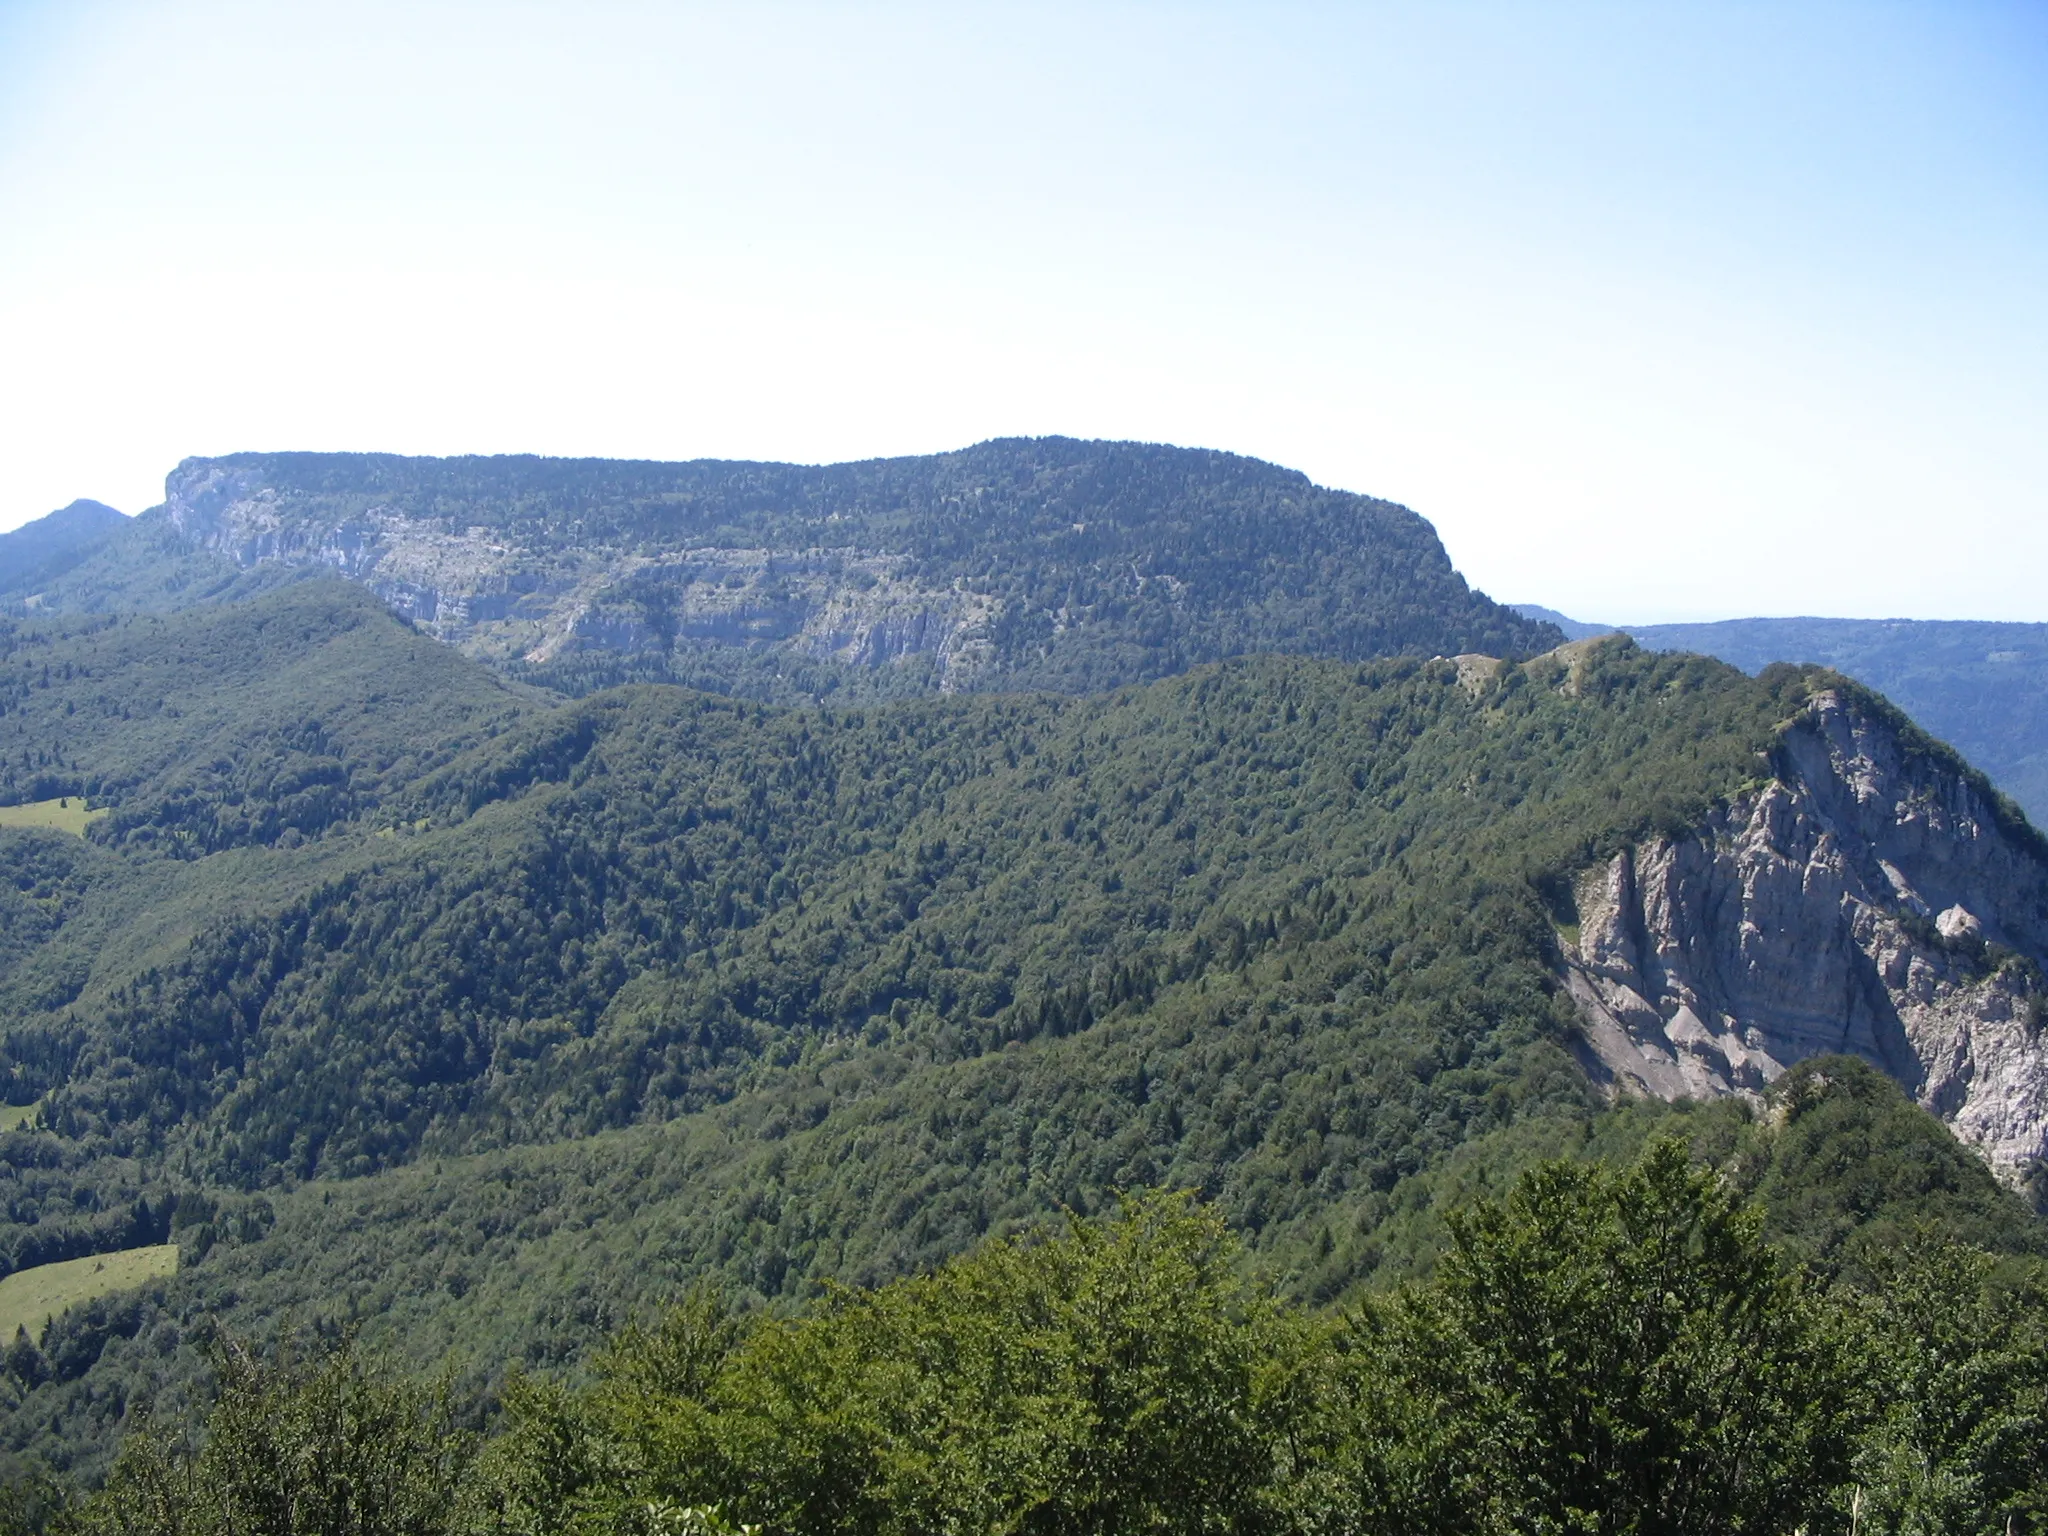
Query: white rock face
1563,689,2048,1183
161,464,1002,688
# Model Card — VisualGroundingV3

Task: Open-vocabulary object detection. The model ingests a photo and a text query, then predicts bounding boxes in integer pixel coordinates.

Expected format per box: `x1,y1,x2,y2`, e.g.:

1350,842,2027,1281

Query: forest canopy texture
31,1127,2048,1535
0,451,2040,1533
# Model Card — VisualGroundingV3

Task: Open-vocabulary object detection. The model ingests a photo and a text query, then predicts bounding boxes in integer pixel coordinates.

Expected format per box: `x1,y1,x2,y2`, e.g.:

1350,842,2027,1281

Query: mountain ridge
28,439,1561,700
1510,605,2048,826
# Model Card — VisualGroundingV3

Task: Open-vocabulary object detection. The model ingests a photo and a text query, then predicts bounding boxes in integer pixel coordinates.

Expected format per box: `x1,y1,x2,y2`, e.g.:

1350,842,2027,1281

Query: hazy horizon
3,1,2043,625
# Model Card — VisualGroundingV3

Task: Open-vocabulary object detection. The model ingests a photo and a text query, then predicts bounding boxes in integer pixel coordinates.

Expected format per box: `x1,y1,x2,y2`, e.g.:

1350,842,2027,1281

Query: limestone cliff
1562,679,2048,1183
137,442,1558,695
159,461,1002,686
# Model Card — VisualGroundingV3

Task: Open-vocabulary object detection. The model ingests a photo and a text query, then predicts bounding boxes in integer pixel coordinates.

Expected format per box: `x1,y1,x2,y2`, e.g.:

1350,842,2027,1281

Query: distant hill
1508,603,1612,642
0,500,127,596
36,440,1562,698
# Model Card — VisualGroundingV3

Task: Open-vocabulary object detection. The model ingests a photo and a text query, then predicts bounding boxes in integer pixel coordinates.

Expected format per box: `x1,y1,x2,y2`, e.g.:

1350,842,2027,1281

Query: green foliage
0,1469,68,1536
1738,1057,2048,1273
480,1194,1318,1536
18,637,1787,1196
0,581,533,848
71,1337,476,1536
58,1148,2042,1534
1843,1238,2048,1534
1349,1140,1862,1533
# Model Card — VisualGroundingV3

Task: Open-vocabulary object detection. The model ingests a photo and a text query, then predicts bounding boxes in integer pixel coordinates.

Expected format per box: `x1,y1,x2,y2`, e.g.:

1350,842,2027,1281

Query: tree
76,1336,476,1536
1349,1139,1864,1534
475,1194,1326,1536
1843,1236,2048,1534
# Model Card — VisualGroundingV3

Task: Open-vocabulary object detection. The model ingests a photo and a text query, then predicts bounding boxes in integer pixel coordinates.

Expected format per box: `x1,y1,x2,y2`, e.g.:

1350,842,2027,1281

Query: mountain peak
0,497,128,595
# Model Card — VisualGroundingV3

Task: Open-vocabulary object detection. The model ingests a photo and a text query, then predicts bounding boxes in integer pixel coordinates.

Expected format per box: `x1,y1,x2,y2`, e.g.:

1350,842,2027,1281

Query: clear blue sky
2,1,2042,622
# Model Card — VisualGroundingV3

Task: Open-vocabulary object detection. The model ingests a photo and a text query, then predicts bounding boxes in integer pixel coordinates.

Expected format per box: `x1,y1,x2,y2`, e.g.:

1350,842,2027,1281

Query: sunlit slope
0,1244,176,1343
14,645,1794,1181
3,597,2046,1478
0,798,105,836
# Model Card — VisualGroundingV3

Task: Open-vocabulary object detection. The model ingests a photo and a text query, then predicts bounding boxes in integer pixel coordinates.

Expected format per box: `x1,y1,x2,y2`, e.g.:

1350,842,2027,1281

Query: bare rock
1937,904,1985,942
1561,688,2048,1184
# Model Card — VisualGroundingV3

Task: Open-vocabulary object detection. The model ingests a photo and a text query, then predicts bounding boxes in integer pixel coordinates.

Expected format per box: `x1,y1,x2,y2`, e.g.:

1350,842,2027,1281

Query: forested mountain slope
0,503,126,599
1514,605,2048,826
23,1058,2048,1522
1630,616,2048,828
31,440,1559,699
0,585,538,1032
1,584,2045,1486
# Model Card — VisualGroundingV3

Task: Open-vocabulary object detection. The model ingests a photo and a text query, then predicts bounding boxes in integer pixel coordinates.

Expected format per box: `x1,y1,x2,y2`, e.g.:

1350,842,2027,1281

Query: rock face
1563,686,2048,1182
140,442,1559,695
160,461,1004,686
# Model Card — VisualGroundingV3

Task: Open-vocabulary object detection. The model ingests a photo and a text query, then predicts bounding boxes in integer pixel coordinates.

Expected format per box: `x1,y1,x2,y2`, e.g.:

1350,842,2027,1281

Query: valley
0,443,2042,1530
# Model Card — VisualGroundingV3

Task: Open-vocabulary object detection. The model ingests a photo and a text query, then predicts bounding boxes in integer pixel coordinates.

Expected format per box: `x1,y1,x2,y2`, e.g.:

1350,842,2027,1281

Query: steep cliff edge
1562,675,2048,1182
137,440,1557,694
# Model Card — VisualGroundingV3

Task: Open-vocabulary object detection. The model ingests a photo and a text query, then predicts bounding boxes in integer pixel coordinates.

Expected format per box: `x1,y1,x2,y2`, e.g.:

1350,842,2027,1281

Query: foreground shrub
476,1192,1323,1535
75,1338,474,1536
1346,1139,1865,1534
56,1142,2048,1534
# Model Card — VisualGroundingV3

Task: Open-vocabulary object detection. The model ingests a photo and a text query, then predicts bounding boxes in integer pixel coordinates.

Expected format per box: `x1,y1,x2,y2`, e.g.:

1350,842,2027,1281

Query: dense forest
0,591,1815,1316
0,542,2041,1525
14,1107,2048,1534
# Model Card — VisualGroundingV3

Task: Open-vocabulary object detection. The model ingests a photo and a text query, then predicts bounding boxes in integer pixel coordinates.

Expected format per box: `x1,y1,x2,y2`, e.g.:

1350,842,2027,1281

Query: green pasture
0,797,107,837
0,1244,178,1342
0,1098,42,1132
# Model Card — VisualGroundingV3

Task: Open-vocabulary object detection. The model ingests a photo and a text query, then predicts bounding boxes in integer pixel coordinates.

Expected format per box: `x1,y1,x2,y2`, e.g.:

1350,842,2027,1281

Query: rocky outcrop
1562,686,2048,1182
133,442,1568,694
160,464,1001,687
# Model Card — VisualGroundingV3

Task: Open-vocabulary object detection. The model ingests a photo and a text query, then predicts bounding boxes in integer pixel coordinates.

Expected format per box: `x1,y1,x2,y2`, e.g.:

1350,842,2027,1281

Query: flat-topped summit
138,438,1559,695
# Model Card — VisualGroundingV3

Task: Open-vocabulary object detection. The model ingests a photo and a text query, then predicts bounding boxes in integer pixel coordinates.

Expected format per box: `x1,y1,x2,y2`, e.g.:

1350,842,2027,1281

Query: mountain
1508,602,1612,642
32,440,1560,698
1512,607,2048,828
0,501,127,597
1560,673,2048,1180
1628,617,2048,827
6,453,2048,1502
1,584,2045,1480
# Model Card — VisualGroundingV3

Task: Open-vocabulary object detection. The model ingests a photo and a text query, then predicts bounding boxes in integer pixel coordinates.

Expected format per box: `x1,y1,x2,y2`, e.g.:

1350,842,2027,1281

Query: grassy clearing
0,1245,178,1342
0,1099,42,1132
0,797,108,837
